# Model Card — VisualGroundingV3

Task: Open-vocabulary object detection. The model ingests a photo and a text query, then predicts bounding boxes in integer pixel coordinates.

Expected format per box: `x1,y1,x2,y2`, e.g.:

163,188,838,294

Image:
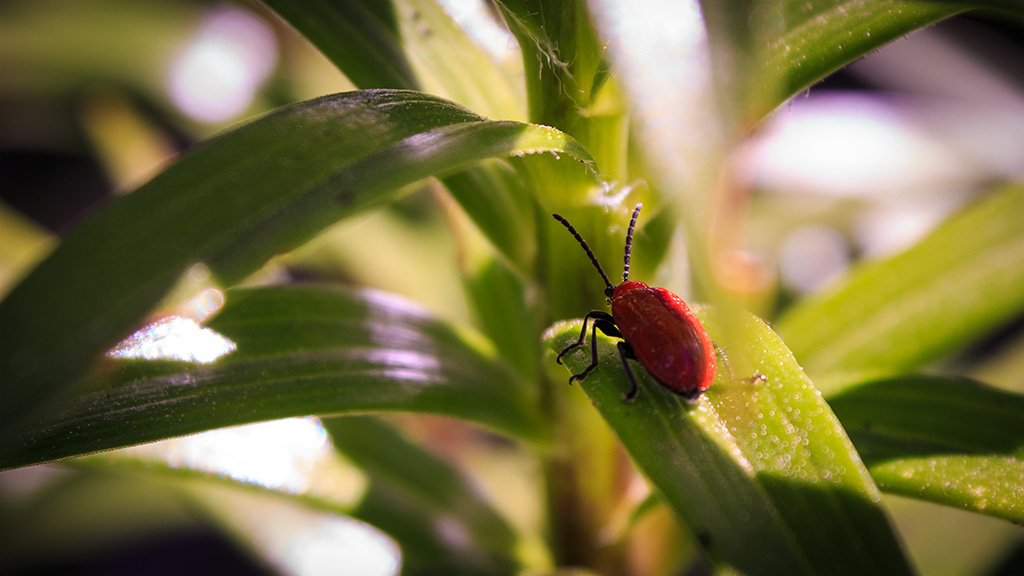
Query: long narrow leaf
696,1,1024,123
259,0,418,90
264,1,540,271
776,184,1024,389
462,254,540,381
0,285,546,471
0,89,593,438
704,0,971,123
443,161,538,273
265,0,523,119
545,308,912,575
829,375,1024,523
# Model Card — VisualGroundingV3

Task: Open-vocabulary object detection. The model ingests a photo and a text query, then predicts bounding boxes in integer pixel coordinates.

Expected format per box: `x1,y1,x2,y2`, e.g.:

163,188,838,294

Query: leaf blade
1,285,546,470
829,375,1024,523
693,1,1024,124
776,184,1024,386
743,0,968,121
545,308,912,575
260,0,418,90
0,89,593,437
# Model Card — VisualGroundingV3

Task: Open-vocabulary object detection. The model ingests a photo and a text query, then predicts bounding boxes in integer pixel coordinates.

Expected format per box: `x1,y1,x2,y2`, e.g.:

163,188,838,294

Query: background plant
2,1,1024,575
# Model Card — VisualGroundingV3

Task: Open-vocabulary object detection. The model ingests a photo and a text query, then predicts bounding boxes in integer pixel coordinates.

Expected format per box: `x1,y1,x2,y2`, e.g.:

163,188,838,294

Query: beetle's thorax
611,280,649,301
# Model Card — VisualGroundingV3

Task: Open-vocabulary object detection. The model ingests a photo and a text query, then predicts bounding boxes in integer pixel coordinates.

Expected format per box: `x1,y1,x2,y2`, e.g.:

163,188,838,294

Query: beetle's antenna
623,203,642,283
552,213,616,296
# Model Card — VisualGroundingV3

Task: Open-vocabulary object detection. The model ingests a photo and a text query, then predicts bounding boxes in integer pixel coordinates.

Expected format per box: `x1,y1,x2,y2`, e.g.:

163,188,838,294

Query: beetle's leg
616,341,640,402
567,316,620,385
557,310,615,364
594,317,623,338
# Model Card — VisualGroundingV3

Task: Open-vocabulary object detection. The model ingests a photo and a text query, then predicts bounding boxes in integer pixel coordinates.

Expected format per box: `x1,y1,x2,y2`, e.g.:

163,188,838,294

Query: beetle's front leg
560,312,621,386
556,310,616,365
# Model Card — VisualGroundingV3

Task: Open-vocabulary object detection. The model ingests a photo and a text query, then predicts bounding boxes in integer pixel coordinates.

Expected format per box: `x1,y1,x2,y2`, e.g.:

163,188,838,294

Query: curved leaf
0,285,546,470
264,1,539,271
265,0,523,120
776,184,1024,389
545,308,912,575
696,1,1024,123
829,375,1024,523
733,0,970,122
0,89,593,437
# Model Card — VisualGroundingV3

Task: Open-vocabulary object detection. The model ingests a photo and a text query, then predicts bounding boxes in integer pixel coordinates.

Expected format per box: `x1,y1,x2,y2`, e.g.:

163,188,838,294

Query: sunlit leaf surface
545,308,912,575
0,285,545,470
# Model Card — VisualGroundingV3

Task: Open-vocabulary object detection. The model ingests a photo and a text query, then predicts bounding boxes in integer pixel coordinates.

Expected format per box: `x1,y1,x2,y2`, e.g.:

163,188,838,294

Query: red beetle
553,204,716,401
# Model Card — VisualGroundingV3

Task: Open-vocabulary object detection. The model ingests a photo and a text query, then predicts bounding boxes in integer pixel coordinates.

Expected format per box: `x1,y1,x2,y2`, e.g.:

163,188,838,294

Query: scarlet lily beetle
553,204,716,402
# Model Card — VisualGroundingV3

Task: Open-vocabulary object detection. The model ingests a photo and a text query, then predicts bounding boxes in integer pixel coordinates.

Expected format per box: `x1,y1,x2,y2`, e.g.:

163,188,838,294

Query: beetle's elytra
553,204,716,402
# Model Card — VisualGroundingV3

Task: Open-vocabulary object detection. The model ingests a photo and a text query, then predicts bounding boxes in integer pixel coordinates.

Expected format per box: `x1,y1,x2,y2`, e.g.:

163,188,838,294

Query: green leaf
829,375,1024,523
776,184,1024,388
443,161,538,273
733,1,970,122
259,0,418,90
0,89,593,438
70,411,521,574
0,285,546,470
696,1,1024,124
263,0,524,121
462,254,540,382
326,415,521,575
545,308,912,575
75,416,368,512
393,0,525,121
263,1,542,269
